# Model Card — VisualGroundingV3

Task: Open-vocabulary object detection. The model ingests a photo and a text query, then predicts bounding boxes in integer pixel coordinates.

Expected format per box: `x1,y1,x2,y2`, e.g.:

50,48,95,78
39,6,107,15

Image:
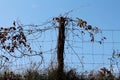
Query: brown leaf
12,36,16,40
4,28,9,31
10,27,16,30
87,25,92,30
22,33,27,42
91,36,94,42
13,41,17,46
10,46,14,52
4,32,8,36
55,17,60,22
6,46,10,50
1,38,6,43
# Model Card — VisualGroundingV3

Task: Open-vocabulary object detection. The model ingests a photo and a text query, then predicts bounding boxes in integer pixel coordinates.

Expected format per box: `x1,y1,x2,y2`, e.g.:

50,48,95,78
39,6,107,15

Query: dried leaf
12,36,16,40
91,36,94,42
10,27,16,30
6,46,10,50
4,28,9,31
1,38,6,43
55,17,60,22
87,25,92,30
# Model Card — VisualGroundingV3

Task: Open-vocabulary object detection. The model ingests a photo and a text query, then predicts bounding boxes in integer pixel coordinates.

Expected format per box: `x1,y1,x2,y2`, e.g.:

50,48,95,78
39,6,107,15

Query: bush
47,68,80,80
24,69,41,80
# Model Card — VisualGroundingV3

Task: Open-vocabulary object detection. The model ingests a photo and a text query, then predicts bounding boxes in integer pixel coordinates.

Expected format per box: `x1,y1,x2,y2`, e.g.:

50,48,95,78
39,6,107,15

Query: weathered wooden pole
57,16,65,79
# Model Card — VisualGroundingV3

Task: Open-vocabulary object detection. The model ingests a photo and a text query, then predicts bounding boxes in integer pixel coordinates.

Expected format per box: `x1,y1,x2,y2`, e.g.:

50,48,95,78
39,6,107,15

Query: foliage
0,22,43,69
0,14,109,79
0,26,30,51
52,16,106,42
24,69,41,80
0,66,120,80
47,68,80,80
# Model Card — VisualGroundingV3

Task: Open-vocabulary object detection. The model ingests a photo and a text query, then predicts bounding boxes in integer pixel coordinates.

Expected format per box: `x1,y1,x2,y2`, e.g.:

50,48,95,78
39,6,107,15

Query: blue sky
0,0,120,29
0,0,120,72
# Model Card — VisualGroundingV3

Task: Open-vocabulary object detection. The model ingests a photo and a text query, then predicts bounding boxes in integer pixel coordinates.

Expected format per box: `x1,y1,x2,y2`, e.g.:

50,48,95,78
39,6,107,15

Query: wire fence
63,29,120,73
0,21,120,76
3,29,118,74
